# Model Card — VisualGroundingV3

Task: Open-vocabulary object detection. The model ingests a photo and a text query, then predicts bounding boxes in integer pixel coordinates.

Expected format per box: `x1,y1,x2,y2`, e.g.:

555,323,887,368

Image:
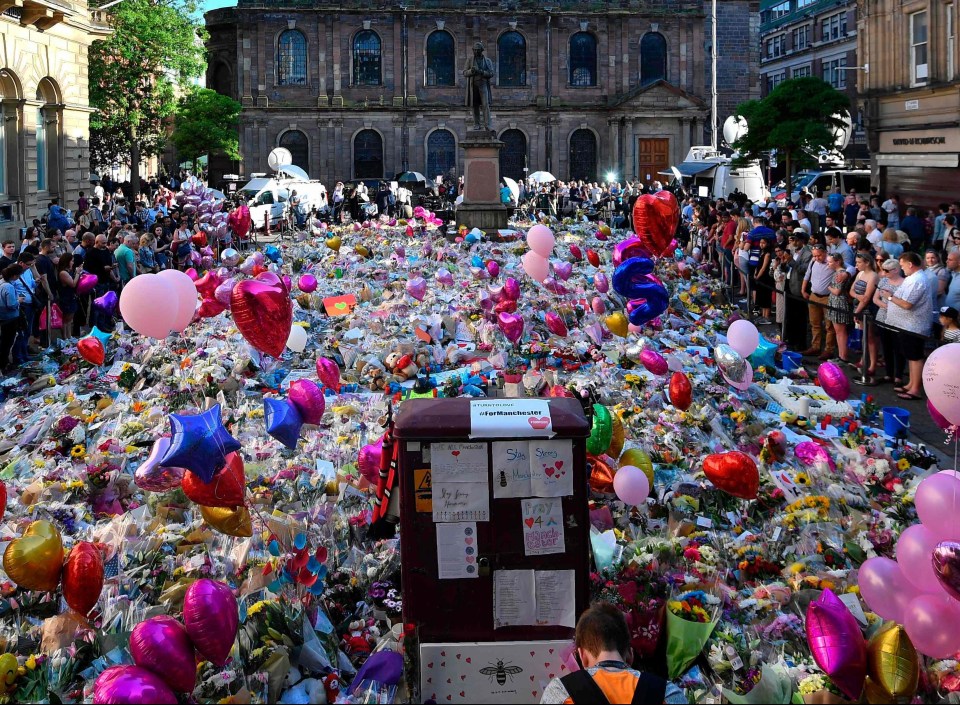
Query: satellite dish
831,112,853,151
722,116,749,146
267,148,293,172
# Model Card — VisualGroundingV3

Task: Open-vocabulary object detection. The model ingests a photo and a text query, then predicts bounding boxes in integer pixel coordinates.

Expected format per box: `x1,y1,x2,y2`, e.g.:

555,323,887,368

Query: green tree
171,87,242,172
732,77,851,200
89,0,207,196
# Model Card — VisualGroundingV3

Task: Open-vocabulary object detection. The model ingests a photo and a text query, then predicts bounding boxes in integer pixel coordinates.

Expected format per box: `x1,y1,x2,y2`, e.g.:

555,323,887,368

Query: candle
798,397,810,419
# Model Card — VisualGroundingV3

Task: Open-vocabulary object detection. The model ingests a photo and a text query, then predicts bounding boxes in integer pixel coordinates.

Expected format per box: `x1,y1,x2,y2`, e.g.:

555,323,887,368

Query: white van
662,146,769,203
774,168,872,204
237,167,328,229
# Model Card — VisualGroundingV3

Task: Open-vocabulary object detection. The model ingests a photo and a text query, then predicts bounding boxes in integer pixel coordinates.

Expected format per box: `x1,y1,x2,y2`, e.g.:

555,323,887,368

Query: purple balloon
435,269,454,287
639,348,668,375
316,356,341,392
94,666,177,704
77,273,98,297
503,277,521,301
288,379,325,425
134,437,186,492
487,260,500,278
406,276,427,302
358,437,384,483
498,312,524,343
298,274,318,293
214,278,236,307
805,589,867,701
182,579,238,666
932,540,960,601
613,236,650,266
553,261,573,281
93,290,118,315
817,361,850,401
130,616,196,692
594,272,610,294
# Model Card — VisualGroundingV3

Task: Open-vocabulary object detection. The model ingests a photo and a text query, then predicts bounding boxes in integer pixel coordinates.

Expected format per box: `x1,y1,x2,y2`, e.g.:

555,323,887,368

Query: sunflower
897,457,911,472
794,472,811,486
70,445,87,460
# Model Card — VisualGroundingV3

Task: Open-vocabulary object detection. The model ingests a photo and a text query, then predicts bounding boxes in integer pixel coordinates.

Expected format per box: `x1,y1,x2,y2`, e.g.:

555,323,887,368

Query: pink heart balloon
554,261,573,281
196,297,227,319
288,379,325,425
214,278,236,307
316,357,341,393
639,349,669,375
130,616,196,693
134,437,186,492
933,540,960,601
77,273,99,297
231,272,293,358
184,268,199,281
569,244,583,261
545,312,568,337
406,276,427,302
435,269,454,287
503,277,521,301
194,271,222,299
182,579,238,666
498,312,524,343
358,437,384,483
595,272,610,294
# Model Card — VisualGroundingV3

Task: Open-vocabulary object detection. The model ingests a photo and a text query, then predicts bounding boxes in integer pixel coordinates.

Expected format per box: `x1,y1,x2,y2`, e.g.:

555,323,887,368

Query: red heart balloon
182,452,246,508
703,451,759,499
668,371,692,410
586,250,601,267
62,541,104,615
0,481,6,523
191,232,208,248
77,337,105,366
633,191,679,257
194,271,222,298
231,272,292,357
196,298,227,319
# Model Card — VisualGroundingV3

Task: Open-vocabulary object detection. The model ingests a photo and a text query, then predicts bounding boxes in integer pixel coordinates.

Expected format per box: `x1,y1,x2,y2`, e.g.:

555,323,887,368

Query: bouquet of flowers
665,588,720,678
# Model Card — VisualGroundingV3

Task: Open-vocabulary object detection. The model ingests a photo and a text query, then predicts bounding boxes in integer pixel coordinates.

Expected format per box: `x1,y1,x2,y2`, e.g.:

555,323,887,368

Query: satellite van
238,148,329,229
660,117,770,203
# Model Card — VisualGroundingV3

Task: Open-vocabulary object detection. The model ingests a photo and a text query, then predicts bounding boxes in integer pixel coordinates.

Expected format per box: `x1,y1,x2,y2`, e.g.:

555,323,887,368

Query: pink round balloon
94,666,177,704
157,269,198,334
639,349,668,376
358,437,384,483
182,579,238,666
487,261,500,278
498,312,524,343
727,319,760,357
857,556,917,624
805,589,867,701
119,274,178,339
288,379,325,425
521,252,550,283
316,357,341,393
406,276,427,301
595,272,610,294
592,297,606,315
613,465,650,506
722,360,754,391
503,277,521,301
298,274,318,293
915,473,960,540
897,523,948,594
817,361,850,401
526,224,555,256
544,312,568,337
554,261,573,281
928,399,955,430
130,616,196,692
923,343,960,426
134,437,186,492
214,278,236,307
77,273,99,297
903,593,960,658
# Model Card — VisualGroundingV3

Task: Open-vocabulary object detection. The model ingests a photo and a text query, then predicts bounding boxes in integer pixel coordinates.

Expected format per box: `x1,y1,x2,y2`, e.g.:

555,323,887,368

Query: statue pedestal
456,131,509,234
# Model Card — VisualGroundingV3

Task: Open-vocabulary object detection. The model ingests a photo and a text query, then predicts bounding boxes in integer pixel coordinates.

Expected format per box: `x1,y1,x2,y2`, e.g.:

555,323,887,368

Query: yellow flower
247,600,268,616
897,458,911,471
795,472,811,486
847,585,860,594
70,445,86,459
25,655,36,671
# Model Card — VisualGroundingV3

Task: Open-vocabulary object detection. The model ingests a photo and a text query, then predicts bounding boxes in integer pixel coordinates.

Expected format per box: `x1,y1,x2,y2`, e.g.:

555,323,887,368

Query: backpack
560,669,667,704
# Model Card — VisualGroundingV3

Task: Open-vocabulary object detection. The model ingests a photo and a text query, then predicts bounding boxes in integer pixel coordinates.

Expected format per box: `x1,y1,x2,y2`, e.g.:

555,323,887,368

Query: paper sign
492,441,532,498
768,466,804,503
839,592,868,626
469,399,555,439
414,468,432,513
494,570,576,629
528,439,573,497
432,442,488,483
432,481,489,523
436,522,479,579
521,499,565,556
322,294,357,316
534,570,576,627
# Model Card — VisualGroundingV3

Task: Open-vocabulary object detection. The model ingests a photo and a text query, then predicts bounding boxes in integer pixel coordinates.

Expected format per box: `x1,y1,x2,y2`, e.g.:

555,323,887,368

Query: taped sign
414,468,432,512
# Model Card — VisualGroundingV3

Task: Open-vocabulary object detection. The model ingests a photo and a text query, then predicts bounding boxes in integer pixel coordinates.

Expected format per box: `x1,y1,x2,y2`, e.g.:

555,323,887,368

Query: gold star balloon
865,623,919,702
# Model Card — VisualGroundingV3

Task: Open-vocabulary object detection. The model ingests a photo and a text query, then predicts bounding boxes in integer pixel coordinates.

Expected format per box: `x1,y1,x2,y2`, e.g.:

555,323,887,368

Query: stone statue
464,41,494,131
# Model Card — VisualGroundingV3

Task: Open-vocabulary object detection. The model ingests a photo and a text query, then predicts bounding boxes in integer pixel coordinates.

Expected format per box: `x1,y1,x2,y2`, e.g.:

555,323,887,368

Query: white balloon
286,325,307,353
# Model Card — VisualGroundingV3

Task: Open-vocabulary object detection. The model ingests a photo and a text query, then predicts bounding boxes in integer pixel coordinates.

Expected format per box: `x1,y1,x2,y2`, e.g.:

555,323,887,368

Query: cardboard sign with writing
322,294,357,316
520,498,565,556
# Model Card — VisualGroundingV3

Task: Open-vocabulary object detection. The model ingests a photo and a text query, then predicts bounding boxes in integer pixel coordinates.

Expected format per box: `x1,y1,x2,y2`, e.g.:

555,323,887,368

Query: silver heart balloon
933,540,960,601
714,344,747,383
134,437,186,492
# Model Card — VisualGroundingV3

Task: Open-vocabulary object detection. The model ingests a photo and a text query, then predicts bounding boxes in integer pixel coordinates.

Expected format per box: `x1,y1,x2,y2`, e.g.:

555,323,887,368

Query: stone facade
0,1,110,242
859,0,960,208
205,0,759,187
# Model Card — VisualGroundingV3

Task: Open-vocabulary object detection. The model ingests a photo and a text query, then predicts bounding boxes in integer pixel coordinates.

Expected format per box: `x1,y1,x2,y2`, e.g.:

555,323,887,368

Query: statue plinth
456,131,509,234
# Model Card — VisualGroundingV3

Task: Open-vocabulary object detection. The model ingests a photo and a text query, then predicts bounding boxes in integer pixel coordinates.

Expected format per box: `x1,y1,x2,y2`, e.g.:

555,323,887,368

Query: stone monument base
455,130,509,234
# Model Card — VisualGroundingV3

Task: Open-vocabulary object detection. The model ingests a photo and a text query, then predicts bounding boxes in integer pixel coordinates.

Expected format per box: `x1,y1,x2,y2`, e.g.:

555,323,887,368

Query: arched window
212,62,233,97
353,30,382,86
426,30,455,86
498,31,526,86
36,78,60,197
499,129,527,181
569,129,597,182
0,70,22,200
279,130,309,172
354,129,383,179
569,32,597,87
640,32,667,86
426,129,456,180
277,30,307,86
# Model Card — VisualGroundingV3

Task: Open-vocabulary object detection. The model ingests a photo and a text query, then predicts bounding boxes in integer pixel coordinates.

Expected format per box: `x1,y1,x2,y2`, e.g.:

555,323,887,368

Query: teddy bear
384,351,418,382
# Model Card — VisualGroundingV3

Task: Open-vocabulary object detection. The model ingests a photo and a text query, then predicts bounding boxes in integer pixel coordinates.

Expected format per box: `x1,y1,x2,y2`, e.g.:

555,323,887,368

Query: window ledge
565,84,600,89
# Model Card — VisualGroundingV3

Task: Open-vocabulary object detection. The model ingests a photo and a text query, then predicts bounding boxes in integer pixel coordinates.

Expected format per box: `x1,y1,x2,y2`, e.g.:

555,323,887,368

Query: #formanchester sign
469,400,555,439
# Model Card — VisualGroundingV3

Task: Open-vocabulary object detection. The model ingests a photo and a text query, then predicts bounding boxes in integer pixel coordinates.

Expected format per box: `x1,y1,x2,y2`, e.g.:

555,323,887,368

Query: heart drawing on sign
334,302,348,311
464,537,473,545
524,517,535,528
555,461,563,470
466,556,475,563
528,416,550,429
544,465,555,477
451,450,461,458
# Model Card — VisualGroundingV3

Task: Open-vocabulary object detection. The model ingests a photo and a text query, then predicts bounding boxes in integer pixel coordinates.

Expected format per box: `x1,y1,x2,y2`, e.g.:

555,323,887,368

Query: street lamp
606,171,617,183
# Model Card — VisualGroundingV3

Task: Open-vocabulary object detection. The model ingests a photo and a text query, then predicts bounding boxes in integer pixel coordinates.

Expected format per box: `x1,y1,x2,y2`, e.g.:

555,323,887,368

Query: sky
202,0,235,11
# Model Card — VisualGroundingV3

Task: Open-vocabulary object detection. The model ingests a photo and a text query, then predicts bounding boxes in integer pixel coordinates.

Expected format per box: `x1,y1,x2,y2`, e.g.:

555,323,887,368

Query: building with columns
0,0,110,242
205,0,759,187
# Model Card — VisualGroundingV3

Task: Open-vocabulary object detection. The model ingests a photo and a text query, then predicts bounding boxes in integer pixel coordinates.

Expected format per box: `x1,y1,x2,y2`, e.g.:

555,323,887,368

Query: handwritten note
521,499,565,556
491,441,532,498
431,442,488,483
436,522,479,579
494,570,576,628
528,439,573,497
432,480,489,522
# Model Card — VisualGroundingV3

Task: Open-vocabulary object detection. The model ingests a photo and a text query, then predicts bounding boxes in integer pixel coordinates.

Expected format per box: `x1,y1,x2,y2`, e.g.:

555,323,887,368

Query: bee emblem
479,659,523,685
499,470,508,488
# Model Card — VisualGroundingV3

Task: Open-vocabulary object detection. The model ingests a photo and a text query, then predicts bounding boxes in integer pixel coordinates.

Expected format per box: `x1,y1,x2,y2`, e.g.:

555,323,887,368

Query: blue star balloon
161,404,241,483
89,326,112,347
264,398,303,450
265,245,281,263
749,334,778,370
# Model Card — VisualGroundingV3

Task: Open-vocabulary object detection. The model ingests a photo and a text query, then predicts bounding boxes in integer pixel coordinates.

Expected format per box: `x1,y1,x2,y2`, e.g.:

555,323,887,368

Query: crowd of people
689,186,960,401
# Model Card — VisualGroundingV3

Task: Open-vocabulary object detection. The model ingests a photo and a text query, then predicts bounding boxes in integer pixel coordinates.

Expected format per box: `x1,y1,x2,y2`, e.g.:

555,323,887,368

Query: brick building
0,0,111,242
859,0,960,207
204,0,759,187
758,0,866,161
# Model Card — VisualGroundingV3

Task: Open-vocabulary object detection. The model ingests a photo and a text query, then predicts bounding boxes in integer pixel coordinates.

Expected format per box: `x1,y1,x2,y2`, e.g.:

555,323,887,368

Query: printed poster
520,499,565,556
469,399,555,439
436,522,479,579
494,570,576,629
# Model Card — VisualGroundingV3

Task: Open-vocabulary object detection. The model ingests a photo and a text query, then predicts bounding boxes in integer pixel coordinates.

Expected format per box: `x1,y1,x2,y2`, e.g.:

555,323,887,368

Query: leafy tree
171,87,242,171
89,0,207,196
732,77,851,200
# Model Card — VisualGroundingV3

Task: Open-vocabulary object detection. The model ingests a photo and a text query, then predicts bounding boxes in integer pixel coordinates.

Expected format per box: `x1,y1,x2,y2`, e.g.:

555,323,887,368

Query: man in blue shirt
899,206,927,252
827,186,844,219
946,250,960,310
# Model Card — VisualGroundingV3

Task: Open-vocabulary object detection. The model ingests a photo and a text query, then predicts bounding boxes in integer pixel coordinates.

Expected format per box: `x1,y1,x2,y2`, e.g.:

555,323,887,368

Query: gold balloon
866,624,919,701
620,447,654,486
0,653,16,695
3,520,63,592
598,224,612,238
354,245,370,258
863,678,893,705
325,235,342,252
199,505,253,537
608,413,625,458
605,312,629,338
